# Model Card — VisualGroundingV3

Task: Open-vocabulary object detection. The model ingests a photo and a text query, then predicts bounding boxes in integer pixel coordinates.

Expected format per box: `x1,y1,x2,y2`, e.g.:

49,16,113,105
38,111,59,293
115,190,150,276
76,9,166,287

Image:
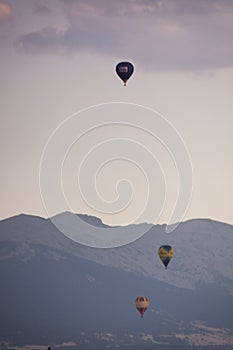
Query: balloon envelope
116,62,134,86
158,245,174,269
135,296,149,318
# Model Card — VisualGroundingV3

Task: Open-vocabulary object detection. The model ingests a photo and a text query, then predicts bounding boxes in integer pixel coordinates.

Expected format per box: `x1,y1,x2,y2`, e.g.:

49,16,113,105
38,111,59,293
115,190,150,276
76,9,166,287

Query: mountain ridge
1,211,233,228
0,213,232,293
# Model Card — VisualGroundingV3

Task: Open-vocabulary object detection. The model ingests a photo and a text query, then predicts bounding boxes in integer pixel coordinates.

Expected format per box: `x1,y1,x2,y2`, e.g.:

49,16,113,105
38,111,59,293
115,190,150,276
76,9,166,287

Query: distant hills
0,213,233,349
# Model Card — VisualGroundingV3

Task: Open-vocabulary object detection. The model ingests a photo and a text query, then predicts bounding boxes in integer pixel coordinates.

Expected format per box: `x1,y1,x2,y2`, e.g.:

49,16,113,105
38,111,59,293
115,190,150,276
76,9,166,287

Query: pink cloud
15,0,233,71
0,2,11,21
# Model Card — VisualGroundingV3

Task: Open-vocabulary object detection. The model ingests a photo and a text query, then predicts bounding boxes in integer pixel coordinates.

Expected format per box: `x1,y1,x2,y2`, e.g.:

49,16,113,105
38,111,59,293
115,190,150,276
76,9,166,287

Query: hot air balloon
135,296,149,318
158,245,174,269
116,61,134,86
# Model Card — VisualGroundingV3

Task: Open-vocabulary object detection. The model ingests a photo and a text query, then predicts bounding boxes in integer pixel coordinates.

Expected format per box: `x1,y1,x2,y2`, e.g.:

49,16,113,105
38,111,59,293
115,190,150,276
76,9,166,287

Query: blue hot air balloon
116,61,134,86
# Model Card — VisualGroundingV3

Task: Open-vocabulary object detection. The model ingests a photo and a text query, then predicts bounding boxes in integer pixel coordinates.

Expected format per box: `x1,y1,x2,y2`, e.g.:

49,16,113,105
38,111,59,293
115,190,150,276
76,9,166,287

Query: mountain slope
0,239,233,349
0,214,233,349
1,213,233,292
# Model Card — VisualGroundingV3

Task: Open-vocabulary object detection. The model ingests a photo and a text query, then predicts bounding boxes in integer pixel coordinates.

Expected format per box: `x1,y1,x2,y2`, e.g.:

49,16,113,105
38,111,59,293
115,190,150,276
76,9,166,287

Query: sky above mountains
1,0,233,226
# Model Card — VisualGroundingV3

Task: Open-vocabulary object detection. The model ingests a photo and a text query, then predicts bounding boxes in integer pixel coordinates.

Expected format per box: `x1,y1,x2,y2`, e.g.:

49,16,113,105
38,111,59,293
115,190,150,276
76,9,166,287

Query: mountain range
0,213,233,349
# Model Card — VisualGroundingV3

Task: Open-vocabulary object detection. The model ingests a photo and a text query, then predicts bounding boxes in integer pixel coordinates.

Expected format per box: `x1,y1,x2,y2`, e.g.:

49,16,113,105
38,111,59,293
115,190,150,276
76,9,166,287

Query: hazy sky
1,0,233,226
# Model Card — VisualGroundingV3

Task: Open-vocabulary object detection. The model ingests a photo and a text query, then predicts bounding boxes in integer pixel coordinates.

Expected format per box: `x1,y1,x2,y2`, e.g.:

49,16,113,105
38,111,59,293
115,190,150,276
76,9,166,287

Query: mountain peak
51,211,110,228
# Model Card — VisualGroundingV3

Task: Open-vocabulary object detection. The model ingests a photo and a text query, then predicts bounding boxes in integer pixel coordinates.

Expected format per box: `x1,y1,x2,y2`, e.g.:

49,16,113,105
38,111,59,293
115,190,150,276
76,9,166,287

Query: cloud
15,19,120,55
15,27,63,54
34,3,50,14
59,0,233,18
15,0,233,71
0,2,11,20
